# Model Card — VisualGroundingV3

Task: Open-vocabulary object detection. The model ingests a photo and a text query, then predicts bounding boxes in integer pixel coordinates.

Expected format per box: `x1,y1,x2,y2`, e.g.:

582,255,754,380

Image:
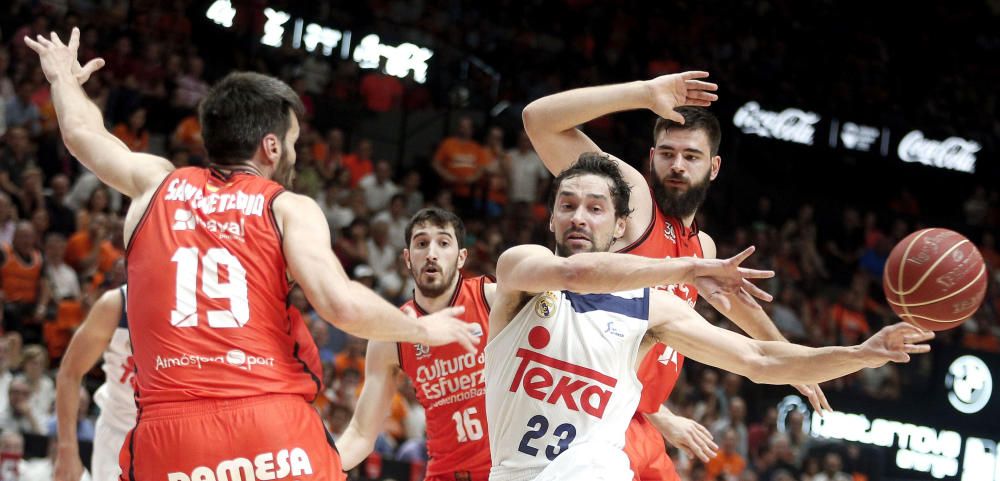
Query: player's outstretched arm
54,288,122,481
338,341,399,470
648,291,934,385
275,193,479,350
695,232,832,413
495,244,772,297
25,28,173,198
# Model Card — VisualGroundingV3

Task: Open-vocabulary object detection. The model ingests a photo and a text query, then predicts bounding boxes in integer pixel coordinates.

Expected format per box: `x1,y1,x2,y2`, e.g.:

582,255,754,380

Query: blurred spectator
367,220,399,289
342,138,375,188
705,428,746,479
1,222,48,343
334,218,370,275
373,194,409,251
812,452,851,481
506,130,547,207
0,378,42,435
16,345,53,431
5,81,40,136
399,170,424,216
712,396,749,459
432,116,489,212
0,127,35,199
360,58,403,112
45,386,95,440
112,107,150,152
43,174,74,236
359,160,400,212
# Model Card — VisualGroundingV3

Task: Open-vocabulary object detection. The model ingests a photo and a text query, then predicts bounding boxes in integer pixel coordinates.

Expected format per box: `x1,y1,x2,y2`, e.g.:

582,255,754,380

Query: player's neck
681,211,697,230
414,276,461,313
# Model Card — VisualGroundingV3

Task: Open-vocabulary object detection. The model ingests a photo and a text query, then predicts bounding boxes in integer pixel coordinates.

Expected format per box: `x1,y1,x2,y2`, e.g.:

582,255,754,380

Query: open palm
645,71,719,123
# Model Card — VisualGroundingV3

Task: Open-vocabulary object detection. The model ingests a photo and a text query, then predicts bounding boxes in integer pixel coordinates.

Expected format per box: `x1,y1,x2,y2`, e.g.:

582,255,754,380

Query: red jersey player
522,73,831,480
26,29,478,481
339,208,496,481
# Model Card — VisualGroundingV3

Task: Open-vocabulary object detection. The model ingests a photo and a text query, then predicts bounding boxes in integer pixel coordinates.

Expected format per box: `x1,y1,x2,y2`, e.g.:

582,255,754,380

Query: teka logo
167,447,312,481
508,326,616,419
946,355,992,414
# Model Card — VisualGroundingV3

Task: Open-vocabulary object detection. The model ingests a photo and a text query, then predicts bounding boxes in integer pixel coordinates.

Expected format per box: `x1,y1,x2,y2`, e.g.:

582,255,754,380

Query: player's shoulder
697,231,716,258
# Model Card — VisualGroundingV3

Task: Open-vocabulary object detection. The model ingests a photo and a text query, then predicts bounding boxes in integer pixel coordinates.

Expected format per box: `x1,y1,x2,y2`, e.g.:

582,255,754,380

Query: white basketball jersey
485,288,649,481
93,286,137,426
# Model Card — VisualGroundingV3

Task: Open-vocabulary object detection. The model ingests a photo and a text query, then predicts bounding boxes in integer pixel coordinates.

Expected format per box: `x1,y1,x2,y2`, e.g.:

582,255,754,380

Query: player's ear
402,249,412,270
710,155,721,181
456,248,468,269
261,133,282,166
614,216,627,240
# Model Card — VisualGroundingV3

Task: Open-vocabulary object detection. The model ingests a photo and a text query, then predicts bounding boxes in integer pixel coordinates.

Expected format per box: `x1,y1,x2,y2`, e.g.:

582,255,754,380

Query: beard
273,148,296,188
411,261,459,298
651,166,711,221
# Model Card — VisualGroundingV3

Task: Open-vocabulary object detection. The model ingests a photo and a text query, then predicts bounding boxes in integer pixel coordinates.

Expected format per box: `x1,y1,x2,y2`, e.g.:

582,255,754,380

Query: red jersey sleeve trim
478,275,495,314
616,189,658,254
268,189,289,269
124,170,176,256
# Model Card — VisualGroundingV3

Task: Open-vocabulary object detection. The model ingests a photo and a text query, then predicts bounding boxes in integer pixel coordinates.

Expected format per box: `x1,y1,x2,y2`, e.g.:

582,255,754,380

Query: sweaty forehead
656,128,711,152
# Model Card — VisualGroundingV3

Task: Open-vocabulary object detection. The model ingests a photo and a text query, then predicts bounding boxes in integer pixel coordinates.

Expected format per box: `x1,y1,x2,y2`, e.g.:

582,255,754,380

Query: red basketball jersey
398,275,493,478
126,167,320,406
619,197,703,413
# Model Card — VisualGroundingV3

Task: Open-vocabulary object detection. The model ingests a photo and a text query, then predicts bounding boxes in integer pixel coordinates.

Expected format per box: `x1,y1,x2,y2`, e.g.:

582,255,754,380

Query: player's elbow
314,290,364,333
522,101,540,131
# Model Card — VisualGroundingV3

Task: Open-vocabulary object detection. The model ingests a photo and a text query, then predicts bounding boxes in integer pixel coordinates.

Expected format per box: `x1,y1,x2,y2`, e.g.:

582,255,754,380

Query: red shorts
623,413,679,481
119,394,345,481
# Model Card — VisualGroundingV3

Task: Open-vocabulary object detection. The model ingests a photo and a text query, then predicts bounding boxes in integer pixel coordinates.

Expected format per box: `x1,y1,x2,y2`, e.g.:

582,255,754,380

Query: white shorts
90,411,135,481
533,442,633,481
489,442,633,481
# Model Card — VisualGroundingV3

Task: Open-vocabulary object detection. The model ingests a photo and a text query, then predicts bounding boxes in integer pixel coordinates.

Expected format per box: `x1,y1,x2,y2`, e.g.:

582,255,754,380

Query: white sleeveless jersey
93,286,137,426
485,288,649,481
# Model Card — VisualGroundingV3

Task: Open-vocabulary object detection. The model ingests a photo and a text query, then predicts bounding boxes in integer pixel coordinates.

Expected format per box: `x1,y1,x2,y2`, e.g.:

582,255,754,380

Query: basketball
883,228,988,331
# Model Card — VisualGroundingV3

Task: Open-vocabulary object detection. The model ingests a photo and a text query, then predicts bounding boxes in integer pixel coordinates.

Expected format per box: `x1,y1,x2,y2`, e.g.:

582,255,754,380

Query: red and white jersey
93,285,136,428
485,289,649,481
618,197,703,413
398,275,493,478
126,167,320,406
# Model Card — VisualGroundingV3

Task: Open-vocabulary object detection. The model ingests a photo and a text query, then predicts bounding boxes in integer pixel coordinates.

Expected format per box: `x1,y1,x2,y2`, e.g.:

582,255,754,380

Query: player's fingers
738,267,775,279
78,58,105,82
439,305,466,318
742,279,773,302
36,34,55,48
685,79,718,90
688,100,713,107
688,91,719,102
68,27,80,51
904,343,931,353
730,246,756,265
680,71,710,80
691,437,714,462
665,110,686,125
817,386,833,413
457,334,476,354
50,31,66,47
23,36,43,52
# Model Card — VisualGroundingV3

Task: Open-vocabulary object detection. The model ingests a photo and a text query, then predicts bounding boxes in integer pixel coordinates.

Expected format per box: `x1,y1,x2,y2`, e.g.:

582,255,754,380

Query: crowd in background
0,1,997,480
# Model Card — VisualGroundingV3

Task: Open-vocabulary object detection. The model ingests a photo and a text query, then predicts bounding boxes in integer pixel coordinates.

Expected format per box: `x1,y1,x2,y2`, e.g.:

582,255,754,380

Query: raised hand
643,71,719,123
24,27,104,85
793,383,833,415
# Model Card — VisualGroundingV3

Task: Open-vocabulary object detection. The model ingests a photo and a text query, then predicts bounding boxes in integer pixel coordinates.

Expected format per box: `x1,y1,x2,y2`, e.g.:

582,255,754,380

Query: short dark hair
404,208,466,248
653,107,722,156
199,72,305,166
549,152,633,219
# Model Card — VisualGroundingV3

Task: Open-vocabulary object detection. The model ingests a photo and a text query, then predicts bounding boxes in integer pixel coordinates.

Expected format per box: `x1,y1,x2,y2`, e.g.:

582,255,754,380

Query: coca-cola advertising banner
731,101,983,174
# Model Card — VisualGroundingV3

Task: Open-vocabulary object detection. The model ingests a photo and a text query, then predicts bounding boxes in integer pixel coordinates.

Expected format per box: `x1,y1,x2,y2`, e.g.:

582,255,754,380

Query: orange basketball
883,228,988,331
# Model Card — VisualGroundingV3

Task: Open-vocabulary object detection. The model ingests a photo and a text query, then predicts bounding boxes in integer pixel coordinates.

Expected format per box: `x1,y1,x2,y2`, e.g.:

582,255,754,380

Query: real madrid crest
534,291,558,319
